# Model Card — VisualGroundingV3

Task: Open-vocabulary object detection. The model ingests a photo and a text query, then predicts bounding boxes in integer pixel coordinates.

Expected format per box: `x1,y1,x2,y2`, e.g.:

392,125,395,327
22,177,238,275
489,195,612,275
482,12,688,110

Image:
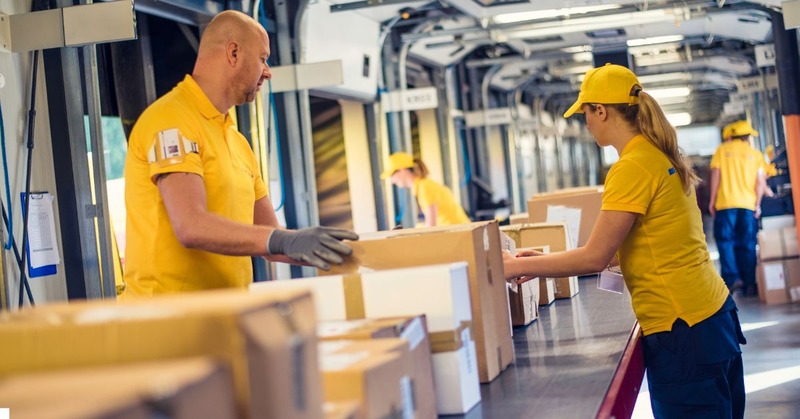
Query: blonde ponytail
413,158,429,178
614,93,699,194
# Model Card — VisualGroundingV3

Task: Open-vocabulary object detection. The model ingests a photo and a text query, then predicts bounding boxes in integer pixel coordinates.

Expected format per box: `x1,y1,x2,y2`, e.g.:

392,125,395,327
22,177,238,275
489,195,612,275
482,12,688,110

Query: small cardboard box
0,358,236,419
0,289,322,419
527,186,603,247
319,348,408,419
509,213,529,225
509,278,540,326
330,221,514,383
759,227,798,261
757,258,800,305
429,323,480,415
501,223,579,299
317,316,436,419
539,277,556,306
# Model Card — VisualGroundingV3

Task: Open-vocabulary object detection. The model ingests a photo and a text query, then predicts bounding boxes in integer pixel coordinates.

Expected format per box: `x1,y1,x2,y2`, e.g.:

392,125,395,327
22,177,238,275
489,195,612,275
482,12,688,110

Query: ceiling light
493,5,623,24
647,87,691,99
666,112,692,127
637,72,692,84
561,45,592,53
627,35,685,47
507,10,676,41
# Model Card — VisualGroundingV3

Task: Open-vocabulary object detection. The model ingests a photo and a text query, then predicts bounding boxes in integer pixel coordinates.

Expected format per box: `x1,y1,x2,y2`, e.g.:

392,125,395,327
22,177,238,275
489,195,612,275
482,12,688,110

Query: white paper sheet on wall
546,205,581,249
27,193,61,268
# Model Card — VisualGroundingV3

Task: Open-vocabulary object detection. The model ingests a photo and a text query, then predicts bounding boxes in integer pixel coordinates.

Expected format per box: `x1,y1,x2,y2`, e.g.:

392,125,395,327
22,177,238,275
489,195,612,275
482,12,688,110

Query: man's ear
226,41,239,67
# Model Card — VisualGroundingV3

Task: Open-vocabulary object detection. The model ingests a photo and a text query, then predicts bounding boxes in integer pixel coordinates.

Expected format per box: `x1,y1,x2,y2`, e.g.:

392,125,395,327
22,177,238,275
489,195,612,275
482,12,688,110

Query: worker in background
381,152,470,226
503,64,746,418
708,120,766,296
123,10,357,297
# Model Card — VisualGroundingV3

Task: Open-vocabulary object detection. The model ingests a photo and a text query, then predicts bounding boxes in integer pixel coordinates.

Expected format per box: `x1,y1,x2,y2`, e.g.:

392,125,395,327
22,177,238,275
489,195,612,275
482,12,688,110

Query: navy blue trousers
713,209,757,288
643,298,746,418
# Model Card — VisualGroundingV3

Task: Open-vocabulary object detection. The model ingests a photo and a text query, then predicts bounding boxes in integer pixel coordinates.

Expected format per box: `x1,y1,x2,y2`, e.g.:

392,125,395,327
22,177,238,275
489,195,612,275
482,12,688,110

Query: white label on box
483,228,490,252
317,320,370,337
763,263,786,290
460,327,473,374
546,205,581,249
790,287,800,302
400,375,415,419
399,317,426,351
319,351,369,371
0,409,7,419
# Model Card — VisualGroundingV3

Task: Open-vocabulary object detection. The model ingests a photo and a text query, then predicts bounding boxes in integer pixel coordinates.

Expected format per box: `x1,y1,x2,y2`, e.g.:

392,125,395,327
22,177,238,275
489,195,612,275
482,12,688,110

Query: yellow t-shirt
413,178,470,226
123,75,268,297
709,140,764,211
602,135,729,335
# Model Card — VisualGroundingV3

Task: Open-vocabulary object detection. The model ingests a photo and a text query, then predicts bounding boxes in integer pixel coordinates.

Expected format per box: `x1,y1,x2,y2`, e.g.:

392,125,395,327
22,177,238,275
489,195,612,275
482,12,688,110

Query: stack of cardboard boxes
757,216,800,305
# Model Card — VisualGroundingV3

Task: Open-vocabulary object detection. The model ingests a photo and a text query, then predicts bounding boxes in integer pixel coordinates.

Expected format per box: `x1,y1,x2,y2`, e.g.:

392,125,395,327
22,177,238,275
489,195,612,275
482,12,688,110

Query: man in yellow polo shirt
709,120,766,296
123,11,357,296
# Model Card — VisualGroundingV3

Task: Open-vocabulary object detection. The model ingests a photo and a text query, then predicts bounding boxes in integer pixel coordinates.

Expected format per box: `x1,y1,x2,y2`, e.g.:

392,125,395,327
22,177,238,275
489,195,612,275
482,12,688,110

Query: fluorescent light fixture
494,5,622,24
561,45,592,53
654,96,692,106
647,87,691,99
666,112,692,126
637,72,692,84
635,51,684,66
626,35,685,47
507,10,676,41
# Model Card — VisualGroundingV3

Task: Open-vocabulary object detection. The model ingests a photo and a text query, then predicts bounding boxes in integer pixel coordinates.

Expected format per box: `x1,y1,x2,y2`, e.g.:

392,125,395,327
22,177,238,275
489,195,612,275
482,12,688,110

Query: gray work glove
267,227,359,270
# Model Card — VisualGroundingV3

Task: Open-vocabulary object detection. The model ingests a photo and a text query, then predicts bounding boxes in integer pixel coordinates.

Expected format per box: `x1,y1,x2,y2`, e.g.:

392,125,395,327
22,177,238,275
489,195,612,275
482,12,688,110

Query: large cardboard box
759,227,798,261
317,316,436,419
757,258,800,305
429,323,481,415
0,358,236,419
319,346,409,419
251,274,363,320
527,186,603,247
0,289,322,419
501,223,579,299
329,221,514,383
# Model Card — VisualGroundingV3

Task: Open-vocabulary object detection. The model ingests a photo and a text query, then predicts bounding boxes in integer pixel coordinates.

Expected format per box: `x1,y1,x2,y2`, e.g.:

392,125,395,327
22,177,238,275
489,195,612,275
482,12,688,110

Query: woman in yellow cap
381,152,470,226
503,64,746,418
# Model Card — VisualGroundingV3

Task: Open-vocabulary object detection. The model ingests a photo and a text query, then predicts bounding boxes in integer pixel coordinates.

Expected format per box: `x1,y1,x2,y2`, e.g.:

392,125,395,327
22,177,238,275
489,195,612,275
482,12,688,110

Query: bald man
123,10,357,297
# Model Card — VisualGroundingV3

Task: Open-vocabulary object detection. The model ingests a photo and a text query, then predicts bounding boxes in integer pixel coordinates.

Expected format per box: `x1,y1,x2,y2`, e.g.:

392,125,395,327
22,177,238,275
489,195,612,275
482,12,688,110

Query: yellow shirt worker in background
708,120,766,296
381,152,470,226
124,11,357,297
503,64,745,418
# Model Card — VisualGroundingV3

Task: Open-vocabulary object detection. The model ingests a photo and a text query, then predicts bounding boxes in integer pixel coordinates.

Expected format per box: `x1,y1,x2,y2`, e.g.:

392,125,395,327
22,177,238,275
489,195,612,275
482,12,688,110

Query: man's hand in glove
266,227,359,270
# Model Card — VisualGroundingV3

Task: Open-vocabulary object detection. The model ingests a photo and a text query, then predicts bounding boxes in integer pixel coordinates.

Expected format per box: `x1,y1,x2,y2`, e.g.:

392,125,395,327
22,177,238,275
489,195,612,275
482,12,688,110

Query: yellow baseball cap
563,64,642,118
380,152,415,179
722,120,759,139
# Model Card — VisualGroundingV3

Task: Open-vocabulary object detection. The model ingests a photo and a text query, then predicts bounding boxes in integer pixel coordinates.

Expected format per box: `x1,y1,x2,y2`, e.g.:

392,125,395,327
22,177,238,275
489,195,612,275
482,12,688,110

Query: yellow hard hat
563,64,642,118
722,120,759,139
380,152,414,179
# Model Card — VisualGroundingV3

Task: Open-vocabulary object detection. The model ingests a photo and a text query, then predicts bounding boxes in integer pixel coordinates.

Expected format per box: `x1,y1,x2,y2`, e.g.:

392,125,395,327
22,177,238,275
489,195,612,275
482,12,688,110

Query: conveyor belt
455,276,639,418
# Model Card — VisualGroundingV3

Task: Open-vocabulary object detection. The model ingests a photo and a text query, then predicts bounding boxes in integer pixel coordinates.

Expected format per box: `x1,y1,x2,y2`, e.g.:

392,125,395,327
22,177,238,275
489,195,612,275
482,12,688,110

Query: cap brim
380,169,393,180
563,98,583,118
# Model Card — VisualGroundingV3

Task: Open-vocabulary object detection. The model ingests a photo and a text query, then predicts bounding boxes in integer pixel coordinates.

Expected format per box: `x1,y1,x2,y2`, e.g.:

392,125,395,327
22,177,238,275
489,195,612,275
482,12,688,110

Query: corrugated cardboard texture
0,358,236,419
321,352,406,419
0,289,323,419
527,187,603,247
330,221,513,383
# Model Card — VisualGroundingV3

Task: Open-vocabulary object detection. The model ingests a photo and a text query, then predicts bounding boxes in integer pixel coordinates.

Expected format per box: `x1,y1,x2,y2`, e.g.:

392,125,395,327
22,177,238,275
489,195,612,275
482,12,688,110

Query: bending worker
503,64,746,418
708,120,766,296
123,10,357,296
381,152,470,226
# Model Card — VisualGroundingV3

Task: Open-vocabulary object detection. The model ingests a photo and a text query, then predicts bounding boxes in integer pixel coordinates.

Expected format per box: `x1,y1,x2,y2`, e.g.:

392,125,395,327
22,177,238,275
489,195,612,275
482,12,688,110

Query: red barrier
597,322,645,419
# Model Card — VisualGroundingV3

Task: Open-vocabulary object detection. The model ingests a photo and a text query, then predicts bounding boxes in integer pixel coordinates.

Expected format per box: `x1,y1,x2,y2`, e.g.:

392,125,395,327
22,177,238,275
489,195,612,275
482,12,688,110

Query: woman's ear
594,104,609,121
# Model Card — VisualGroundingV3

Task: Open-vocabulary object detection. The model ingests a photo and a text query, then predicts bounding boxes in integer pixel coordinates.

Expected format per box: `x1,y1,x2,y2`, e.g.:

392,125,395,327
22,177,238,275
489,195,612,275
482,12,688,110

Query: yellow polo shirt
123,75,268,297
413,177,470,226
602,135,729,335
709,140,764,211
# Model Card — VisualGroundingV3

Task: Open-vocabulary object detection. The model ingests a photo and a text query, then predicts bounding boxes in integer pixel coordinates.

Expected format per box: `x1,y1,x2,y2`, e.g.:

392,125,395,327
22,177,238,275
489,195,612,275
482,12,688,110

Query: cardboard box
757,258,800,305
759,227,798,261
761,214,796,231
501,223,579,299
0,289,322,419
324,401,361,419
329,221,514,383
317,316,436,419
527,186,603,247
429,324,481,415
539,277,556,305
251,274,363,320
509,278,540,326
0,358,236,419
319,349,408,419
509,213,529,225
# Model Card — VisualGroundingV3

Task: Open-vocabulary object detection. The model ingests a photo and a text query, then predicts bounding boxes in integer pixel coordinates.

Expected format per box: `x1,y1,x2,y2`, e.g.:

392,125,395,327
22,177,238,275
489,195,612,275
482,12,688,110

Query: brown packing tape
429,321,472,353
343,274,365,320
